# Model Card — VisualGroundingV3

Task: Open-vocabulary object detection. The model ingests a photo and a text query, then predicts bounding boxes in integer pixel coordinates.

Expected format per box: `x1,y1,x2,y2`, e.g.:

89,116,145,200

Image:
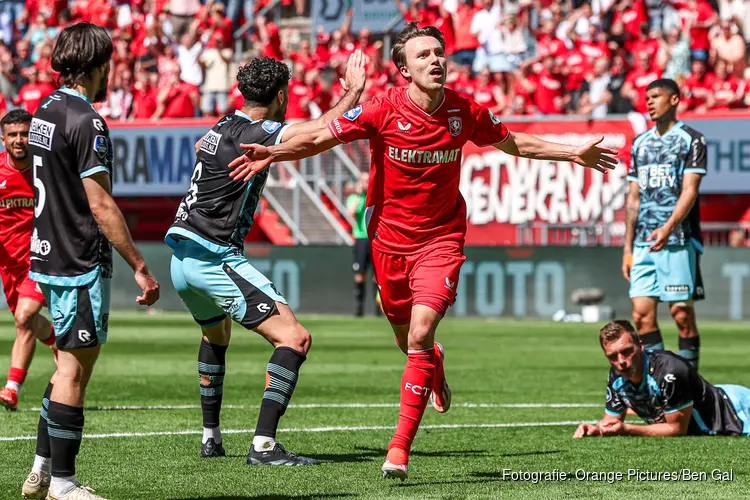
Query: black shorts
352,238,372,274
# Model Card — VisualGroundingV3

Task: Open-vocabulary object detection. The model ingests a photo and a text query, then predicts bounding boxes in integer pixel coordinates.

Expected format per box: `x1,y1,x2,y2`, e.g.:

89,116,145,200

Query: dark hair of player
391,22,445,70
51,22,113,87
646,78,681,99
599,320,640,347
236,57,291,107
1,109,32,130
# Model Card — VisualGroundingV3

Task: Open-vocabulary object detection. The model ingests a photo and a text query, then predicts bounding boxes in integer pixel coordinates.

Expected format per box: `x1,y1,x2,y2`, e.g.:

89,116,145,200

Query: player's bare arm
82,172,160,306
602,405,692,437
495,132,619,174
228,126,339,182
573,413,623,438
623,182,640,281
281,50,367,141
647,173,702,252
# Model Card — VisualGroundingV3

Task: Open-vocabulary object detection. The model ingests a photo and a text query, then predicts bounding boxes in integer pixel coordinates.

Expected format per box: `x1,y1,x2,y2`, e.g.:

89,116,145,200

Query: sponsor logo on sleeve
93,135,109,158
488,110,501,125
200,130,222,155
343,105,363,121
262,120,282,134
29,118,56,151
93,119,105,132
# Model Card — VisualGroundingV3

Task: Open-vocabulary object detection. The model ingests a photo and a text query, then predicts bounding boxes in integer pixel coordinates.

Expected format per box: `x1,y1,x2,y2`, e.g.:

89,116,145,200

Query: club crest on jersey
343,105,362,121
488,110,502,125
200,130,222,155
262,120,281,134
93,135,108,158
448,116,462,137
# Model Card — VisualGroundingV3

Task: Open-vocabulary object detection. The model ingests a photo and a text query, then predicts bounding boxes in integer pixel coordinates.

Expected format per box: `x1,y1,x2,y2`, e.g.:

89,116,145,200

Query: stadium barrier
84,244,750,321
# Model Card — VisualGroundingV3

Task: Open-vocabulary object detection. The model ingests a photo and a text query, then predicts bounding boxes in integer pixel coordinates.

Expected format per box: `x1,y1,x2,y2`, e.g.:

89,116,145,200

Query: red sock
388,349,436,455
8,367,27,386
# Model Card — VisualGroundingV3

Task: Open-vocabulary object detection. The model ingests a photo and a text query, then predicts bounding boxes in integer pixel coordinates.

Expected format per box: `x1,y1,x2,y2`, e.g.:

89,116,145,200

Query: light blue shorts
41,267,111,350
169,237,286,329
629,242,704,302
716,384,750,436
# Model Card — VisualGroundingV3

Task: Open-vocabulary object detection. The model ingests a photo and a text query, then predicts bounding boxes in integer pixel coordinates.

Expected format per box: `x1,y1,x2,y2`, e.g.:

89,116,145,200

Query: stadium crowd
0,0,748,120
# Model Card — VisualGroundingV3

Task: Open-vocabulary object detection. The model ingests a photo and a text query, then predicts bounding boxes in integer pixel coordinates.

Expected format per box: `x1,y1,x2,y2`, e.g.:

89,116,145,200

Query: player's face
602,335,643,381
401,36,446,92
646,87,678,121
93,62,110,103
1,123,30,161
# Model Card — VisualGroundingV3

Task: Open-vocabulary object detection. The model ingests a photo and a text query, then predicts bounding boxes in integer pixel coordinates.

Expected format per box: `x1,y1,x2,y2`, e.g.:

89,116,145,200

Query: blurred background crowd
0,0,747,120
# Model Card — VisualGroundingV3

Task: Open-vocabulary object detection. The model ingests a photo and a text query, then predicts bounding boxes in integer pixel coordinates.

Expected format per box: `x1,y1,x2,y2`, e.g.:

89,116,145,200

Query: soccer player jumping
229,23,618,480
0,110,57,411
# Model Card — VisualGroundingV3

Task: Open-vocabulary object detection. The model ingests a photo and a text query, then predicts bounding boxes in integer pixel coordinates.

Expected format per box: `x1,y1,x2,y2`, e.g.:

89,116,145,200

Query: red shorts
372,242,466,325
1,266,46,313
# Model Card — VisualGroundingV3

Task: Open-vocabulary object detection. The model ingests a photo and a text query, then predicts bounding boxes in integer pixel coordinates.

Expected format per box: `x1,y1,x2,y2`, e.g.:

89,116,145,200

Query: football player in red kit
0,109,56,411
228,23,618,479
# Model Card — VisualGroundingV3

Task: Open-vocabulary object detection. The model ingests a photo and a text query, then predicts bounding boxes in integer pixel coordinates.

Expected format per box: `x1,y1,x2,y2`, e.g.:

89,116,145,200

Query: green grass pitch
1,313,749,499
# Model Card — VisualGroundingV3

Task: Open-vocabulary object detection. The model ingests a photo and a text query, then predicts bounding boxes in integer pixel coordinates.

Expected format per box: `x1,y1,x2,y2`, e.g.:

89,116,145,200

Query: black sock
47,401,84,477
640,330,664,351
255,347,306,440
199,339,227,430
354,281,365,316
679,336,700,370
35,382,53,458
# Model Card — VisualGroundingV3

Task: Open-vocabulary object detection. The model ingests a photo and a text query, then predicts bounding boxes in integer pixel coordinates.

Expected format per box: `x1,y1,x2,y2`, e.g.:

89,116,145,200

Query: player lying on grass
168,52,366,465
228,22,618,480
574,320,750,438
0,110,57,411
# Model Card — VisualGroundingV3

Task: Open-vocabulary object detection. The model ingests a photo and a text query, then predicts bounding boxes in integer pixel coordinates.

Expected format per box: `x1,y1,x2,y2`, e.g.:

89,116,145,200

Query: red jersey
0,152,34,270
683,72,716,110
327,87,509,253
710,76,739,110
534,69,566,114
17,82,55,114
625,67,662,113
287,79,314,120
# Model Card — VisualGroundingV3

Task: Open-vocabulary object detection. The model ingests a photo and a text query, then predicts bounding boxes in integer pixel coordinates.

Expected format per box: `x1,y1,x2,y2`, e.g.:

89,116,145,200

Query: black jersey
628,122,706,248
605,350,744,436
28,87,114,286
166,110,289,253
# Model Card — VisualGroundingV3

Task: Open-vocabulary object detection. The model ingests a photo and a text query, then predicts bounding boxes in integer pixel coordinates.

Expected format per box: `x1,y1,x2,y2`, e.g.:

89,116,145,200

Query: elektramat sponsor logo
387,146,461,164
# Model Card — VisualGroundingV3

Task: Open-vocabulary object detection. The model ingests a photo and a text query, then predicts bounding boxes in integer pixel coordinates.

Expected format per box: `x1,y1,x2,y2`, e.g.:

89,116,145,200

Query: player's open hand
598,419,625,436
341,49,367,92
228,143,273,182
135,268,160,306
573,423,601,438
647,225,670,252
572,136,618,174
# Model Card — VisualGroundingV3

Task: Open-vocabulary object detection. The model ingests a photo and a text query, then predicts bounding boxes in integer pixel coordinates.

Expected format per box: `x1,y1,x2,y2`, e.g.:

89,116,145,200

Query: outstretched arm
496,131,618,173
604,406,692,437
281,50,367,141
228,126,340,182
573,413,623,438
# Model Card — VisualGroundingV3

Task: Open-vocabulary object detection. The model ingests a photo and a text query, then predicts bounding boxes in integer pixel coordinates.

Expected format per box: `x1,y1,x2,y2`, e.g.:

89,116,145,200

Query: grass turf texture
1,313,749,499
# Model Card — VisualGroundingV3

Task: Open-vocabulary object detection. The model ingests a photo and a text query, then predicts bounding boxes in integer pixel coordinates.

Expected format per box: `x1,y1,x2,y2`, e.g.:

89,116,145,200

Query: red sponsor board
460,119,635,245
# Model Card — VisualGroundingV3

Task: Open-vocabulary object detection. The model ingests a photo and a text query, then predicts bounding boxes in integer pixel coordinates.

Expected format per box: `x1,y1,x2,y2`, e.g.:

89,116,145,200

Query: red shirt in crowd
624,66,662,113
260,22,283,61
674,0,716,51
534,69,566,114
16,82,55,113
453,3,480,52
286,79,313,120
683,72,717,110
536,34,567,59
709,76,740,110
132,86,158,119
162,83,196,118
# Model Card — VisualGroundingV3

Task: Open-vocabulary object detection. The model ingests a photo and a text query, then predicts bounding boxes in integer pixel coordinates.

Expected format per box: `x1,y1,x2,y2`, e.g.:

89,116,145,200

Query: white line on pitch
21,402,600,412
0,421,590,442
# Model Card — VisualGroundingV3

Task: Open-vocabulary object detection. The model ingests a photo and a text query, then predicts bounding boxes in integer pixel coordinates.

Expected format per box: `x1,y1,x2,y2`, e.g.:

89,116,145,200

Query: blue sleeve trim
605,409,625,417
29,266,100,287
275,124,291,145
626,175,638,182
80,166,109,179
664,401,694,414
683,168,706,174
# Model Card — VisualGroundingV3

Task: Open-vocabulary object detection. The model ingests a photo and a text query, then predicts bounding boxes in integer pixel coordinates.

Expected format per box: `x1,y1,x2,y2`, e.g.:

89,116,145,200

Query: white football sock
252,435,276,451
5,380,20,392
32,454,51,473
202,426,222,444
50,475,78,497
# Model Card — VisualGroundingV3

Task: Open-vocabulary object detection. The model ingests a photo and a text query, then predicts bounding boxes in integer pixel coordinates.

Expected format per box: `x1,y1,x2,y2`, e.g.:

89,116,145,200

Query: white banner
312,0,402,35
682,116,750,194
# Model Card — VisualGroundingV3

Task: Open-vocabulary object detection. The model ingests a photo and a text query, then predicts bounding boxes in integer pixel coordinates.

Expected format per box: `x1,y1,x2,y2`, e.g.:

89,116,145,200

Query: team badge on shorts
448,116,462,137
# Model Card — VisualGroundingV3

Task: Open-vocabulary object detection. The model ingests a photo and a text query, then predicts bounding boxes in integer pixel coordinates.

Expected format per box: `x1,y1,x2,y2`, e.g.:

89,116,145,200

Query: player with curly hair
166,52,366,466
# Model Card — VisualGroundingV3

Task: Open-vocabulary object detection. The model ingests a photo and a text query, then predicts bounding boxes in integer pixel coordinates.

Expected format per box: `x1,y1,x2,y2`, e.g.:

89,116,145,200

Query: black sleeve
69,112,112,179
684,132,707,176
605,371,626,416
238,120,291,148
660,357,695,413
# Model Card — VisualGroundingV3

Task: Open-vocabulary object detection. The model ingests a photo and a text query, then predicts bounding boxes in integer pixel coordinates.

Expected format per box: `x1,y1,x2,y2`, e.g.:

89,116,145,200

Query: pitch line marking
20,402,601,413
0,421,593,442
